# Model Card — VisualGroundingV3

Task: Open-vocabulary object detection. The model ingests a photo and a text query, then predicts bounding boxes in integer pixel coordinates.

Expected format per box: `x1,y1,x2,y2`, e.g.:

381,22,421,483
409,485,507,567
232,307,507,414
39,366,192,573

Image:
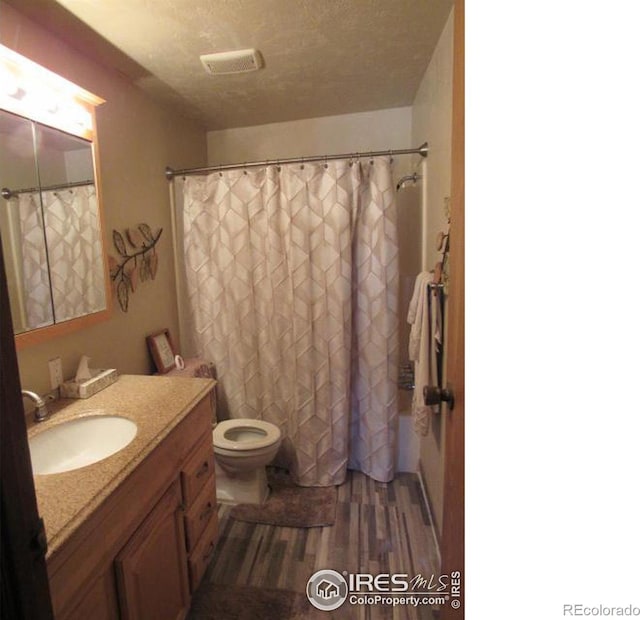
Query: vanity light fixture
0,62,21,98
0,44,103,140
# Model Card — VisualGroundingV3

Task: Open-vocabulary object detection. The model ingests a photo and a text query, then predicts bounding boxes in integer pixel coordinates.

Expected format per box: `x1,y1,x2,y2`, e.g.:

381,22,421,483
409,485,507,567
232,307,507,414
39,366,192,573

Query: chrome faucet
21,390,49,422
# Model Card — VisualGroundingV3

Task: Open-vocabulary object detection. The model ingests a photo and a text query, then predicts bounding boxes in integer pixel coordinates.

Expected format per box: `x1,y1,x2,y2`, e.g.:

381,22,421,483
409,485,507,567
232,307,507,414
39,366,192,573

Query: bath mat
187,583,312,620
229,469,337,528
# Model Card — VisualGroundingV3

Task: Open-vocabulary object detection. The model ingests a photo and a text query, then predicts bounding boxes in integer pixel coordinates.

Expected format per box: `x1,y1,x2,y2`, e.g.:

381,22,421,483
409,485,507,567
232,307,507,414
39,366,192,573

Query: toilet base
215,462,270,505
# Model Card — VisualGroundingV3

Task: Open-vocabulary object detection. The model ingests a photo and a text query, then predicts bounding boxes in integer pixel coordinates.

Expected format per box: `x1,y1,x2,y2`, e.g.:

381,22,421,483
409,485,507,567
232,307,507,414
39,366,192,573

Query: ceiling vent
200,49,263,75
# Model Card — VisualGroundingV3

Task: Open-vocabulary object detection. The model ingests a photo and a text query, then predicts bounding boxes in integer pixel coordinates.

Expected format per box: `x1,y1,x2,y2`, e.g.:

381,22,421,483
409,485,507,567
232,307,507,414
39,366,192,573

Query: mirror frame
1,44,112,350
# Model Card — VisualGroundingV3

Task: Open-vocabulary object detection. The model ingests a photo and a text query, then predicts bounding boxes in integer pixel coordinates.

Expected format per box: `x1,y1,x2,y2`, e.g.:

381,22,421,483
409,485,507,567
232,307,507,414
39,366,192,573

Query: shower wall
205,106,423,473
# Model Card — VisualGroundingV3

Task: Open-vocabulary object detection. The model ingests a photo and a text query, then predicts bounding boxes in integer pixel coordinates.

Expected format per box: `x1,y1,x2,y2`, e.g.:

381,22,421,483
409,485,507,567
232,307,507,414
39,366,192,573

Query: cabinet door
59,568,119,620
115,480,190,620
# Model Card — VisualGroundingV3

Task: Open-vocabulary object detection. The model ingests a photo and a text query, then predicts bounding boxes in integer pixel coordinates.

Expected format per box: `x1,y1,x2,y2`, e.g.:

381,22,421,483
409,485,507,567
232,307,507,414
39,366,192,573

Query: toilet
212,419,282,505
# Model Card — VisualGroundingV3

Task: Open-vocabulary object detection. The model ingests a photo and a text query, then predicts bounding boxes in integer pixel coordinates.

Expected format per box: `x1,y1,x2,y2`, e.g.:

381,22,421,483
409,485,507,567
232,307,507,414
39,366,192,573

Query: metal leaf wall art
109,223,162,312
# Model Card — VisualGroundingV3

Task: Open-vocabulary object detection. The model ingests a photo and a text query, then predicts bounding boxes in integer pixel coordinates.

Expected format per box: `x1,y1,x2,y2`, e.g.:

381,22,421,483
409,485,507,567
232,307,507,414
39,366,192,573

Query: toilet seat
213,419,281,452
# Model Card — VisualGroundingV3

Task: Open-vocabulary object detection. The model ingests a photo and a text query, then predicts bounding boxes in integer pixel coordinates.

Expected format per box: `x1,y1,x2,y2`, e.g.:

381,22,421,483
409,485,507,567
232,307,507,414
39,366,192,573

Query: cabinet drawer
184,475,216,552
187,509,219,593
181,436,215,507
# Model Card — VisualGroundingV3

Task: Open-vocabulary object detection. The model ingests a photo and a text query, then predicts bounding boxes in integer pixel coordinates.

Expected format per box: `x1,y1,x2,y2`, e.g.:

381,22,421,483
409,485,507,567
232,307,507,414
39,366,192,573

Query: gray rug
229,469,337,528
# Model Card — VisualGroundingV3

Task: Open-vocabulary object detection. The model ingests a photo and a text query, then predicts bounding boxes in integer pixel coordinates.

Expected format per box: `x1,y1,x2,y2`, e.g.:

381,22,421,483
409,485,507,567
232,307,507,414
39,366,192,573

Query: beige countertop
27,374,215,560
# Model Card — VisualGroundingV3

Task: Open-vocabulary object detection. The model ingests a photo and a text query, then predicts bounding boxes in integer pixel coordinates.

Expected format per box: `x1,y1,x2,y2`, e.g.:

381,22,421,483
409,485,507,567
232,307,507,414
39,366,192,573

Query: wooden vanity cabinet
57,568,120,620
180,435,219,593
186,509,220,592
48,394,218,620
115,481,189,620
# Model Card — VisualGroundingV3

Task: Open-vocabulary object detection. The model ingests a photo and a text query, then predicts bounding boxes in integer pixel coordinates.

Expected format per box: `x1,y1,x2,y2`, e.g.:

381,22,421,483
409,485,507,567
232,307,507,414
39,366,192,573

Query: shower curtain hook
300,156,305,170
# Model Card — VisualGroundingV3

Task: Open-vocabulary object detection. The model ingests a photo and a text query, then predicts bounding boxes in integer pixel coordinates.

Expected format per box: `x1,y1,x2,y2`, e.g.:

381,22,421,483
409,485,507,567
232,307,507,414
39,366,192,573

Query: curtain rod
1,179,94,200
165,142,428,180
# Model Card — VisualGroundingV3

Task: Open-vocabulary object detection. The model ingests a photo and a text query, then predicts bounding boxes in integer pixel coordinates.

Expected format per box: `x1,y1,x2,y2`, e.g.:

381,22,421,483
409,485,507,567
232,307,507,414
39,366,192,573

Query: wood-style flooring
191,471,441,620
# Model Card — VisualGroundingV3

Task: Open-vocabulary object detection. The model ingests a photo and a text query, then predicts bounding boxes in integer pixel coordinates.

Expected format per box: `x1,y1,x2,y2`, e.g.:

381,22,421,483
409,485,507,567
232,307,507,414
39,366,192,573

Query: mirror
1,42,110,348
1,109,107,338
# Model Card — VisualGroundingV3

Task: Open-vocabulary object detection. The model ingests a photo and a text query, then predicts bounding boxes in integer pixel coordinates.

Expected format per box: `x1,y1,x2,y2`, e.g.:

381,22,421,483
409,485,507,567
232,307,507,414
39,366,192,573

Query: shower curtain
182,158,398,486
17,185,106,327
40,186,106,322
15,193,53,329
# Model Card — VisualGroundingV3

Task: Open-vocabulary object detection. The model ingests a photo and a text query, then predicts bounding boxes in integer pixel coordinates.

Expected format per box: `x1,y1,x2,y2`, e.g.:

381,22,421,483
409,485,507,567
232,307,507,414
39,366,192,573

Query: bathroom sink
29,414,138,475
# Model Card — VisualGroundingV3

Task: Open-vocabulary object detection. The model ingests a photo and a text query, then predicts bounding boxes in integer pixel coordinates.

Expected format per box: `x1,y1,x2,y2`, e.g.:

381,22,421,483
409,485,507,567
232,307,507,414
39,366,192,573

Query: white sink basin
29,414,138,475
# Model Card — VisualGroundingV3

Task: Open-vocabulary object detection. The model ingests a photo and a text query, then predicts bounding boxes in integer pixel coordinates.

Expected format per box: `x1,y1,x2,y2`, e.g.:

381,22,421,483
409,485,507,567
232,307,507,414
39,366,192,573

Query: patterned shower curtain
40,186,106,322
16,193,53,329
182,158,398,486
17,185,106,328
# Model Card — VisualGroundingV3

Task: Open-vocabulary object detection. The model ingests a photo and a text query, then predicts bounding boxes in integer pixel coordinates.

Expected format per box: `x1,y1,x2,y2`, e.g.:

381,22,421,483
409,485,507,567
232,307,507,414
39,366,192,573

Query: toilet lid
213,418,281,451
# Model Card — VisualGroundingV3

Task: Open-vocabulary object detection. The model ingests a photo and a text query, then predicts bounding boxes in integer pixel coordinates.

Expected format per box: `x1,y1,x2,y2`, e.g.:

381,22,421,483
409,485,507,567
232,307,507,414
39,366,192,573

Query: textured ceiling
8,0,453,130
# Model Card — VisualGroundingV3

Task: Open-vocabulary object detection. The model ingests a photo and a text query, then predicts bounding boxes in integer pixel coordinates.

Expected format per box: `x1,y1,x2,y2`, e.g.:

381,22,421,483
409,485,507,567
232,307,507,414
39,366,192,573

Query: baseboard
417,459,441,565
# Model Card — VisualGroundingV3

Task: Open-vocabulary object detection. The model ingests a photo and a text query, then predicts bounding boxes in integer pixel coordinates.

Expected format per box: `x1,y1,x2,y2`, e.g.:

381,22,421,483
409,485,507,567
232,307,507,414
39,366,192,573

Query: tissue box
60,369,118,399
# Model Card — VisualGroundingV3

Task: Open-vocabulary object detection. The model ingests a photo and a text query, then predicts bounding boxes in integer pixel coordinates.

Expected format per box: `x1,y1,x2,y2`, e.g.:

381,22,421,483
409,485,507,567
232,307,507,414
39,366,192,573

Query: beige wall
1,3,208,397
412,8,454,536
207,107,414,167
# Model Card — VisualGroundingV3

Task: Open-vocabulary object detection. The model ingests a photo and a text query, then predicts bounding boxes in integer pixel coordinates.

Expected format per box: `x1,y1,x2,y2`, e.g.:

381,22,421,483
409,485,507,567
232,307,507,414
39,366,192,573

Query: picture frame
146,329,176,374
